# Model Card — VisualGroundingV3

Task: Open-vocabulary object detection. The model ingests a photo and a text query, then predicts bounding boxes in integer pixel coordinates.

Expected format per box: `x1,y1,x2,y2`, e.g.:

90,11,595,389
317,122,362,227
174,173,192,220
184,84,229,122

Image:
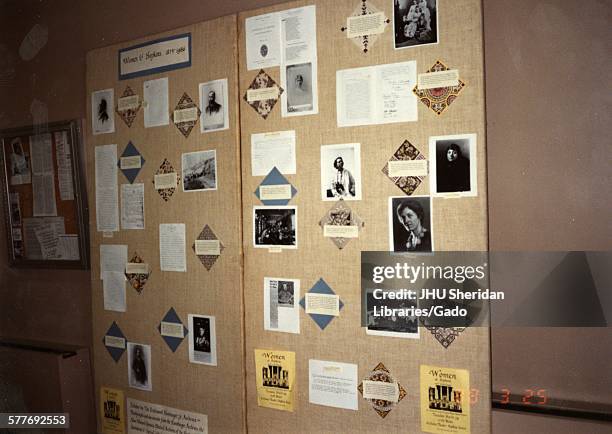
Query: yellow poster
254,349,295,412
100,386,125,434
420,365,470,434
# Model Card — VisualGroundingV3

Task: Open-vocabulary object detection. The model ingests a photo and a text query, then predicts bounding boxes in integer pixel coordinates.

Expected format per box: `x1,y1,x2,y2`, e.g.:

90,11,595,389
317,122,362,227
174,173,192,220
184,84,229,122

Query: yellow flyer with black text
420,365,470,434
100,386,125,434
254,349,295,412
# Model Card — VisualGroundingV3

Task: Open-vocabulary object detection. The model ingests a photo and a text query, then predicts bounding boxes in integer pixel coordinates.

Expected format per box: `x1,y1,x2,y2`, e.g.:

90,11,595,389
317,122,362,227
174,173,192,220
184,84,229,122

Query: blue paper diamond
254,167,297,206
300,278,344,330
103,321,127,363
118,141,145,184
157,307,188,353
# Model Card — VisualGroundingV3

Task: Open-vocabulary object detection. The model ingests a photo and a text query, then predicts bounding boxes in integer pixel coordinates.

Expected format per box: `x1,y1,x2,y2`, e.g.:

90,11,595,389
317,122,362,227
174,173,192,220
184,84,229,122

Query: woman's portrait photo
127,342,152,391
429,133,477,197
91,88,115,135
389,196,434,252
285,62,313,113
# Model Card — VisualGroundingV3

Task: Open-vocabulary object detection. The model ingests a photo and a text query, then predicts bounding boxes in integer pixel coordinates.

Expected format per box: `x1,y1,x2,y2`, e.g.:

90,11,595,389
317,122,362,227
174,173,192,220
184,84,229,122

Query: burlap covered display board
239,0,490,433
85,16,245,433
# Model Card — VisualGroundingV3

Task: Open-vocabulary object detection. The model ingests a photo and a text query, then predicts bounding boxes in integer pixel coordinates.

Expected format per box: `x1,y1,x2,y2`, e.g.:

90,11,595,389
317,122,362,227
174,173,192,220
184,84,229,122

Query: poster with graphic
100,386,125,434
420,365,470,434
254,349,295,412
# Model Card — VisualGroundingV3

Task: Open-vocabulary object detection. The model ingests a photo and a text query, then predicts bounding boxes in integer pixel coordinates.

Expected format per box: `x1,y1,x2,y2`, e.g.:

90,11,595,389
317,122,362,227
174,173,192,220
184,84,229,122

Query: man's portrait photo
199,78,229,132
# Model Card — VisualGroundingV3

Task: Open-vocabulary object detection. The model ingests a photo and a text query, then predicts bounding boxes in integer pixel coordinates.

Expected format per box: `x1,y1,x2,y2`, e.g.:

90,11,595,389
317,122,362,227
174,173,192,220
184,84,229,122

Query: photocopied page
159,223,186,272
99,244,128,279
309,359,358,410
143,77,169,128
30,133,57,216
264,277,300,334
121,183,145,230
245,12,281,70
95,144,119,232
54,131,74,200
251,130,296,176
337,61,417,127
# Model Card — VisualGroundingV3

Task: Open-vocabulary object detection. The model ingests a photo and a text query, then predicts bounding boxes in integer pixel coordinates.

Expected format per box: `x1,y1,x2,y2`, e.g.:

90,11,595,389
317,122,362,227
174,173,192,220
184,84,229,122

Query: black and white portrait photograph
91,88,115,135
182,149,217,192
429,133,477,197
253,206,297,249
389,196,434,253
366,291,419,339
199,78,229,133
277,280,295,307
393,0,438,49
8,138,31,185
188,314,217,366
285,62,313,114
127,342,152,391
321,143,362,201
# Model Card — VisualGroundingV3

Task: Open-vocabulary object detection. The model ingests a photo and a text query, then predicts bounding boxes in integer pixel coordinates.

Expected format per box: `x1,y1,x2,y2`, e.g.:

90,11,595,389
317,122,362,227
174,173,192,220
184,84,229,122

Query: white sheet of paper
57,234,79,260
34,224,59,259
95,144,119,232
362,380,399,403
346,12,386,38
418,69,459,89
264,277,300,334
125,262,148,274
160,322,185,339
121,183,145,230
22,217,65,260
154,172,177,190
309,360,358,410
194,240,220,256
280,5,318,117
337,61,417,127
159,223,186,272
388,159,428,177
102,271,126,312
100,244,128,279
120,155,142,170
32,173,57,216
251,130,296,176
259,184,292,201
246,12,281,70
29,133,53,174
54,131,74,200
305,293,340,316
144,77,169,128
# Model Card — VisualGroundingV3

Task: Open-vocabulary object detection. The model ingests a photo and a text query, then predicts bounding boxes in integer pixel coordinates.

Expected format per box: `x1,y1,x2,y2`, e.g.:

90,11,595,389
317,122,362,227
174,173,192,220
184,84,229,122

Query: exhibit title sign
118,33,191,80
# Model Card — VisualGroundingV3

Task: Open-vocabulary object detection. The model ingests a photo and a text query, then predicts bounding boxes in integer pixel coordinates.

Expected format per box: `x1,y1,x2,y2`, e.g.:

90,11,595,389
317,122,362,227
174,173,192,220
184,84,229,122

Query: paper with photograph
393,0,439,50
121,183,145,229
92,89,115,134
199,79,229,133
143,77,169,128
188,314,217,366
429,133,477,198
251,130,296,176
280,5,318,117
388,195,434,253
309,359,358,410
264,277,300,334
182,150,217,192
253,206,297,249
254,349,295,412
321,143,362,201
8,138,31,185
246,12,281,70
127,343,152,391
159,223,186,272
365,288,419,339
337,61,417,127
95,144,119,232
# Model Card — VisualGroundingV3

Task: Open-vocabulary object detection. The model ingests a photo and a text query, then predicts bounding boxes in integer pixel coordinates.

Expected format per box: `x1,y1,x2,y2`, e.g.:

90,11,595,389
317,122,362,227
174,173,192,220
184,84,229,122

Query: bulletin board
238,0,490,433
85,16,245,433
0,120,89,269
